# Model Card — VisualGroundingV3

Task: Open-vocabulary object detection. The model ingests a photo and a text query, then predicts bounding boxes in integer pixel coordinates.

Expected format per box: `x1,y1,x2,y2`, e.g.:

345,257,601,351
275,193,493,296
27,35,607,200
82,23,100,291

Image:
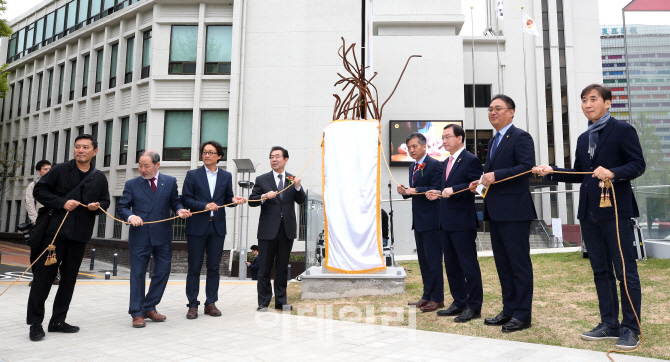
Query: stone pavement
0,278,662,362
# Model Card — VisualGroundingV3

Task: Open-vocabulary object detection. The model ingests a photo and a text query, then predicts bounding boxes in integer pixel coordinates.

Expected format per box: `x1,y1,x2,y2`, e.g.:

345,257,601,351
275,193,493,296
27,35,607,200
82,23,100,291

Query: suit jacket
181,166,235,237
550,117,645,220
33,159,110,243
249,171,306,240
248,256,259,279
483,124,537,222
439,149,482,232
403,155,442,232
117,173,184,247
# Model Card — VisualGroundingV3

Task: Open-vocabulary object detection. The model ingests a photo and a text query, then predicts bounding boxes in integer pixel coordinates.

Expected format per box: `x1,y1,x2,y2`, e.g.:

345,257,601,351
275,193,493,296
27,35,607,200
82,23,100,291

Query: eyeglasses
442,135,454,141
488,107,509,113
269,155,285,160
202,151,218,156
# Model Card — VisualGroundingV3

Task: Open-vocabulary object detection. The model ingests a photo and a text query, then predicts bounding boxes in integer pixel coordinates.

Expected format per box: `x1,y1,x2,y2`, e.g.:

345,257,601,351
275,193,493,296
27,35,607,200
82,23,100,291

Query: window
200,110,229,160
27,77,33,113
95,49,103,92
64,129,71,161
8,84,14,119
17,81,23,116
109,43,118,88
26,23,35,51
15,201,22,229
466,129,493,164
82,54,90,97
52,131,59,164
21,139,27,176
169,26,198,74
112,197,122,238
136,113,146,162
57,65,65,104
55,5,66,40
69,59,77,101
7,33,16,62
90,0,102,21
41,134,48,160
90,123,98,168
102,0,115,18
47,69,54,107
5,201,11,232
463,84,492,108
36,73,43,111
104,120,113,167
66,0,77,34
77,126,84,135
0,99,4,122
30,137,37,175
163,111,192,160
17,28,25,58
205,26,233,74
96,214,106,237
125,37,134,84
44,12,55,44
119,117,129,165
141,30,151,78
77,0,89,27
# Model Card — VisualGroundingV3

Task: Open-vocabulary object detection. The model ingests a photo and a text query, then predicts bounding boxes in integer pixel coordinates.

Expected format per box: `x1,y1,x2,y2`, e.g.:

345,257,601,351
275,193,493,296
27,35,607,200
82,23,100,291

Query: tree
0,146,26,227
0,0,14,98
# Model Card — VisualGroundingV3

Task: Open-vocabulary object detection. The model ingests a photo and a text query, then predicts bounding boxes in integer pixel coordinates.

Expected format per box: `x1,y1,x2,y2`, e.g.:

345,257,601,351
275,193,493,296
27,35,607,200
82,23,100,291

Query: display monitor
389,120,463,166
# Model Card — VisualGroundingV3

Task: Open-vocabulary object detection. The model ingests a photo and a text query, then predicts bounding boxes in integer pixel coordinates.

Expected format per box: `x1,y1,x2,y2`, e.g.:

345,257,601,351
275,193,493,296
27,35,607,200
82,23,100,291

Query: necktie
445,156,454,180
412,163,420,184
277,174,284,200
150,177,156,193
490,133,501,158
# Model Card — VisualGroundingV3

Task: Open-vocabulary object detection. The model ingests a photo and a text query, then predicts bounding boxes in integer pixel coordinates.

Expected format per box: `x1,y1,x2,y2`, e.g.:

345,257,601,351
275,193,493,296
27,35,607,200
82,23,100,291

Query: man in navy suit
469,94,537,332
533,84,644,350
181,141,246,319
397,133,444,313
249,146,306,311
427,124,483,323
118,150,192,328
245,245,260,280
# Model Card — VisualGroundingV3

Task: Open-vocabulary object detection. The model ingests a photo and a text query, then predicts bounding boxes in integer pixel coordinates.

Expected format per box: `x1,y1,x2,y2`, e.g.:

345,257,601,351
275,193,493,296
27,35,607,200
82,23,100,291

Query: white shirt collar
414,154,427,165
449,146,465,160
205,166,218,175
272,170,286,179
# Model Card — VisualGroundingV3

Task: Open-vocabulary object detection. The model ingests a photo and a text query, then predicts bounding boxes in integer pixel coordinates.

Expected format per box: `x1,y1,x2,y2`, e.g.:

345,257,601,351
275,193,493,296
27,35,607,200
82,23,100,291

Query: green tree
0,0,14,98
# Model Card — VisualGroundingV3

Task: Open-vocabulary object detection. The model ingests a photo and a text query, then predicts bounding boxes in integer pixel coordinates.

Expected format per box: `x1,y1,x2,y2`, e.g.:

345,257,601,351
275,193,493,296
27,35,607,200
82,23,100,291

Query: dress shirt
206,167,218,216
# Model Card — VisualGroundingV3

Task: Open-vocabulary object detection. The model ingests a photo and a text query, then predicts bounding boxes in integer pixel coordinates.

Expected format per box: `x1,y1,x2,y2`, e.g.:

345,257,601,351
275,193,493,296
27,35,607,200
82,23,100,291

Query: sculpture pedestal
300,266,406,300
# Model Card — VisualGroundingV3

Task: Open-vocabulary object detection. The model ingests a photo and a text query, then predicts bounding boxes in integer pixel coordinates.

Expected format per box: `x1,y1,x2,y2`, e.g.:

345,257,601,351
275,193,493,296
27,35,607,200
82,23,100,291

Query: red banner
624,0,670,11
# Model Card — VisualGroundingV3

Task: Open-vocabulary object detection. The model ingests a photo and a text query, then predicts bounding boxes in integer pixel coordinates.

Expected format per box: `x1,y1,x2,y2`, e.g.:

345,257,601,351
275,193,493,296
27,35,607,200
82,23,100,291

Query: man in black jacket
27,134,110,341
246,245,260,280
249,146,306,311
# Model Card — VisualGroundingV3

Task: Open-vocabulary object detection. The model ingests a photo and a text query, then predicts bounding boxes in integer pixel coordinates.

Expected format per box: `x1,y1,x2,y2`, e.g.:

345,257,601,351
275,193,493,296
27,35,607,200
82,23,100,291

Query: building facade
0,0,603,257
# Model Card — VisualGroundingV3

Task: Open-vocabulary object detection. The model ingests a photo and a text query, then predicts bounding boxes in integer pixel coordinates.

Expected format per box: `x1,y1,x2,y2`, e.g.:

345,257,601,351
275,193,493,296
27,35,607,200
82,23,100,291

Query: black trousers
441,229,483,311
27,237,86,325
186,222,225,308
257,222,294,307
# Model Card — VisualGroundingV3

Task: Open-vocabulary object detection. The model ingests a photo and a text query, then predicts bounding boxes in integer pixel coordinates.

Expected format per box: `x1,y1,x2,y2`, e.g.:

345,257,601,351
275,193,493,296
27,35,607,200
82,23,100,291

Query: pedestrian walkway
0,278,661,362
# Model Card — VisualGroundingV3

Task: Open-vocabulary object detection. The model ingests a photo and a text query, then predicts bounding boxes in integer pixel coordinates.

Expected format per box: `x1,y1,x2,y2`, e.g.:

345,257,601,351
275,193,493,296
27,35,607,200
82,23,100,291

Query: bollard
287,264,292,281
105,271,110,280
89,249,96,271
113,253,118,277
149,254,154,278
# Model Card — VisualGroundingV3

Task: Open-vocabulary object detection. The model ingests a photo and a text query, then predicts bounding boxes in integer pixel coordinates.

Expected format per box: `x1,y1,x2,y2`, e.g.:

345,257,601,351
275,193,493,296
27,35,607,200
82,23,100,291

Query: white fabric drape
322,120,385,273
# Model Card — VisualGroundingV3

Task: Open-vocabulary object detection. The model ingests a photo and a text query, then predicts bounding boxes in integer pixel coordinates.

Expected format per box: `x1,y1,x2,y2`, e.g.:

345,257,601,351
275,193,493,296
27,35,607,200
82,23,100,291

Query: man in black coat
27,134,110,341
249,146,306,311
246,245,260,280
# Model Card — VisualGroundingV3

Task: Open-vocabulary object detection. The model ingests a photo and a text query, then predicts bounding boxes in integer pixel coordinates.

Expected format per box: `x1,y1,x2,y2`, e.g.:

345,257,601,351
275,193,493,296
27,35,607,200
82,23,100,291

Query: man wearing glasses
181,141,246,319
469,95,536,332
249,146,306,312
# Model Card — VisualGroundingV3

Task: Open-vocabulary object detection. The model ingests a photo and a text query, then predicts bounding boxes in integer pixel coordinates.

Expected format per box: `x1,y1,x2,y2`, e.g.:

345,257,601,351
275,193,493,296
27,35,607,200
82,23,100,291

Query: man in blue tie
118,150,192,328
398,133,444,312
469,94,537,332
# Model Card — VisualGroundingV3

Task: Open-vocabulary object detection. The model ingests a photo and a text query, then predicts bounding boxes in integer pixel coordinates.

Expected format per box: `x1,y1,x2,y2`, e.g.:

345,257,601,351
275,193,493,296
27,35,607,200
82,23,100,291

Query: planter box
230,260,305,279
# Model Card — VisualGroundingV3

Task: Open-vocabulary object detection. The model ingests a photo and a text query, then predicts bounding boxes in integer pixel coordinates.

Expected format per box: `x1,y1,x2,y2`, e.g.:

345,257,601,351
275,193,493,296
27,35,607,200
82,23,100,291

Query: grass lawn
287,253,670,360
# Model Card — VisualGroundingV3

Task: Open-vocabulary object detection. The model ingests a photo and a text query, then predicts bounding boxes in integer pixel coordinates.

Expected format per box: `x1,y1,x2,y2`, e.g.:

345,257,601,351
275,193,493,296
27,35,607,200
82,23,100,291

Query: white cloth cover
322,120,385,273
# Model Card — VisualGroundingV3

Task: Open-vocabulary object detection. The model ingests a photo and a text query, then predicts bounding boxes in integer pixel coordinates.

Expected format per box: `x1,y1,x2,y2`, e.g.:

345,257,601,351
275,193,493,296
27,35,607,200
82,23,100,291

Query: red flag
623,0,670,11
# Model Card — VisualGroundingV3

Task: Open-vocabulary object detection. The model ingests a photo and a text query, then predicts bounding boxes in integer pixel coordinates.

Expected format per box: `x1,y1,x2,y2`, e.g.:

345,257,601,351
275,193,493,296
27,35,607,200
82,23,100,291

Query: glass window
95,49,103,92
82,54,90,96
78,0,89,24
169,26,198,74
55,6,66,35
47,69,54,105
17,28,25,54
17,81,23,115
109,43,118,88
205,25,232,74
136,113,146,162
27,77,32,112
141,30,151,78
201,111,229,160
70,60,77,100
7,34,16,58
103,0,114,12
45,12,55,39
52,131,59,164
64,129,71,161
90,123,98,168
91,0,102,18
26,24,35,49
41,134,47,160
58,65,65,103
66,1,77,30
464,84,492,108
31,137,37,175
163,111,193,160
35,18,45,44
125,37,134,83
119,117,129,165
104,120,113,167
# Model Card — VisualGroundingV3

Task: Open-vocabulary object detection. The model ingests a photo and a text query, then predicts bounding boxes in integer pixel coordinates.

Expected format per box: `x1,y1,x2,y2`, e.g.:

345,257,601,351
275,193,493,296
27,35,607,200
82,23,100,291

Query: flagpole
521,6,530,132
622,8,638,201
471,6,477,155
495,11,502,94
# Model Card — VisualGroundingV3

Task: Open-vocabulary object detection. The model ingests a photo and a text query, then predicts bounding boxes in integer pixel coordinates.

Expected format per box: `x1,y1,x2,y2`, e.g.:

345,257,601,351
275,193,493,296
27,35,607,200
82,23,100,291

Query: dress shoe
144,310,167,322
47,322,80,333
502,318,531,333
275,304,293,311
29,324,45,341
53,277,60,285
420,301,444,313
436,304,465,317
257,305,268,312
204,303,222,316
484,311,512,326
132,316,146,328
408,299,429,307
186,307,198,319
454,308,481,323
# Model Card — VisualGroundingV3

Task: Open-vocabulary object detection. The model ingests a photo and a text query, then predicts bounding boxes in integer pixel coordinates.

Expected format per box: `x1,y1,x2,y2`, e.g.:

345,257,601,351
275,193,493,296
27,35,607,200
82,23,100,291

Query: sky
2,0,669,32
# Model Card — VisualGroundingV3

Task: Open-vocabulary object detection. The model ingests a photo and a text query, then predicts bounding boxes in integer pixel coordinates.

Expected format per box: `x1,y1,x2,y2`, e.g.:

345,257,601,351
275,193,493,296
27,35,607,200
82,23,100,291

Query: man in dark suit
27,134,110,341
533,84,644,350
469,94,537,332
397,133,444,313
249,146,306,311
117,150,192,328
245,245,259,280
181,141,246,319
427,124,483,323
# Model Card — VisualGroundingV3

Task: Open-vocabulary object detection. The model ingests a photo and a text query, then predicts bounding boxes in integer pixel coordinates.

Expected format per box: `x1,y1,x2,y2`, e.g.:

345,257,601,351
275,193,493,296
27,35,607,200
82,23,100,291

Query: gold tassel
44,245,57,266
599,180,613,208
599,181,606,207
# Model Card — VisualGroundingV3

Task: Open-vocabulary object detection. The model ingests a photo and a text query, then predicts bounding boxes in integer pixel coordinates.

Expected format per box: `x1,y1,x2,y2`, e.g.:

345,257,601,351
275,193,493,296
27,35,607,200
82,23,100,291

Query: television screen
389,120,463,166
